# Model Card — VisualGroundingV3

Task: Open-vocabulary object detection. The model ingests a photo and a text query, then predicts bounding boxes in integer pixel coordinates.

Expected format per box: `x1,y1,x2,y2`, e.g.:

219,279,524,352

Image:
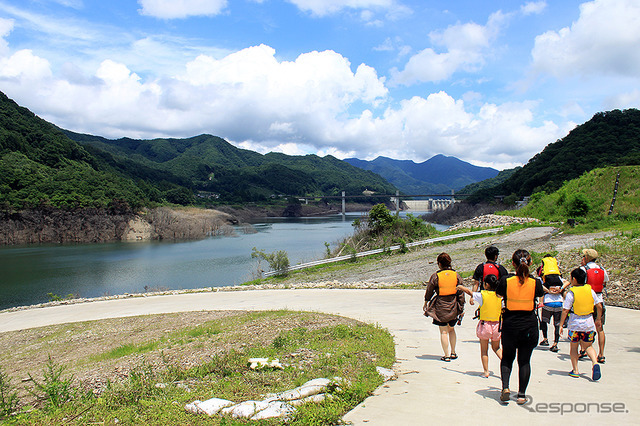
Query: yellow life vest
437,270,457,296
541,257,560,276
479,290,502,321
571,284,594,316
505,276,536,311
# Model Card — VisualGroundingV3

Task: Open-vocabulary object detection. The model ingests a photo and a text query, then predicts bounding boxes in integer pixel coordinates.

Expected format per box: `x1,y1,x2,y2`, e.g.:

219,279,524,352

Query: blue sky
1,0,639,170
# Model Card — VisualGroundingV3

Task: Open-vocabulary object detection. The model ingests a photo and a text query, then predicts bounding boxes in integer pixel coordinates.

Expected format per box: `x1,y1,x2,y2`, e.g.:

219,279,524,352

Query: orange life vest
437,270,457,296
505,276,536,311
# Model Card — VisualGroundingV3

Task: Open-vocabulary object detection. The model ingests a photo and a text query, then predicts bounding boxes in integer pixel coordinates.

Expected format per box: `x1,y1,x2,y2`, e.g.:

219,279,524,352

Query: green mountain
1,90,397,210
458,167,520,195
473,109,640,201
65,131,397,201
344,155,499,194
509,165,640,221
0,91,149,210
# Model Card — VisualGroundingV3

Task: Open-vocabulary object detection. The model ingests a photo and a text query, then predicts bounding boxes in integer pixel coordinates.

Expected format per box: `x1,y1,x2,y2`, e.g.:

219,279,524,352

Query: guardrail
263,227,503,277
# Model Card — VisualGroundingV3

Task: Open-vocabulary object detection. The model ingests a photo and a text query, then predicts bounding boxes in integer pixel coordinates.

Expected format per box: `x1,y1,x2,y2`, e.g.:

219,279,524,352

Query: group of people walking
423,246,608,404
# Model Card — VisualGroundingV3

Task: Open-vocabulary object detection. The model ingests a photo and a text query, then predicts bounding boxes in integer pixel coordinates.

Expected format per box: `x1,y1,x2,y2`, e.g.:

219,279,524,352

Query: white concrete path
1,289,638,425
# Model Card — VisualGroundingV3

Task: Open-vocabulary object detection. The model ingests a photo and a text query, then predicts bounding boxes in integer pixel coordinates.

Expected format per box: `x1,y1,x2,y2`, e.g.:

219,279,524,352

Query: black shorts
433,318,457,327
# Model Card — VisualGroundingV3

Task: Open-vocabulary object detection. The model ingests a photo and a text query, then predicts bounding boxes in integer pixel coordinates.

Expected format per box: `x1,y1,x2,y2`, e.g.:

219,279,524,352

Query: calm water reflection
0,212,445,310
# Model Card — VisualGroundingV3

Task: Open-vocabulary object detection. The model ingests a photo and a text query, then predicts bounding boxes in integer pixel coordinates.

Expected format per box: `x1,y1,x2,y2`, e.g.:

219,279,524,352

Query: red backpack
482,262,500,283
585,266,605,293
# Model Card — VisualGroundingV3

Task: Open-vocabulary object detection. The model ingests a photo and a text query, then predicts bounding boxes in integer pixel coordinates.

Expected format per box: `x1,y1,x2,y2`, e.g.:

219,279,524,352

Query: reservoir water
0,212,445,310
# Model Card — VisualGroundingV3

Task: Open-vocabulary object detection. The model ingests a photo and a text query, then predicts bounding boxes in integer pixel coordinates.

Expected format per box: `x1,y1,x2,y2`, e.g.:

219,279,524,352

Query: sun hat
582,248,598,262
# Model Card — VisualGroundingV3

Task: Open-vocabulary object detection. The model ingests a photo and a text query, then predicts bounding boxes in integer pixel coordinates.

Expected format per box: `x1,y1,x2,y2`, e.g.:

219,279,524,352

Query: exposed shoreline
4,223,636,312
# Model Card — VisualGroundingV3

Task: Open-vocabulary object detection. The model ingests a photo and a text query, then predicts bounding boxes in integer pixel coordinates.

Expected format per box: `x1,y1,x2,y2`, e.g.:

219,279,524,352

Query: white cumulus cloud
521,1,547,15
531,0,640,78
391,11,508,85
138,0,228,19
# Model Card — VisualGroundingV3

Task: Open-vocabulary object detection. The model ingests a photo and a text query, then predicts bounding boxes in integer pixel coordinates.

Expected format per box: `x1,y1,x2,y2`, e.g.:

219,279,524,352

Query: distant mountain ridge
64,131,397,202
344,155,499,194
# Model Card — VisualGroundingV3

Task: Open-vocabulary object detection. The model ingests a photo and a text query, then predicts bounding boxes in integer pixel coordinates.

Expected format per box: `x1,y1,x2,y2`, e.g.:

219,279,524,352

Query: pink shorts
476,320,501,341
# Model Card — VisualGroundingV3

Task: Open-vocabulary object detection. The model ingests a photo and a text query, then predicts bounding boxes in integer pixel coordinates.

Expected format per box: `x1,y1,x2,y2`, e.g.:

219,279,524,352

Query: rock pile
447,214,540,232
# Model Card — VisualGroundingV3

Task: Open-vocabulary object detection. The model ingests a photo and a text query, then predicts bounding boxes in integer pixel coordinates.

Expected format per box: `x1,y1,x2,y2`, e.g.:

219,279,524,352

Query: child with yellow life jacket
536,255,569,352
458,274,503,378
559,267,603,381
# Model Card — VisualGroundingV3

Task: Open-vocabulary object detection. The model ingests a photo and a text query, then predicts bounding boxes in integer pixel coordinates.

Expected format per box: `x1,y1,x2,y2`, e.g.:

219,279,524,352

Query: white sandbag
376,366,397,381
276,378,330,401
221,400,270,418
185,397,234,416
248,357,284,370
289,393,330,406
250,401,296,420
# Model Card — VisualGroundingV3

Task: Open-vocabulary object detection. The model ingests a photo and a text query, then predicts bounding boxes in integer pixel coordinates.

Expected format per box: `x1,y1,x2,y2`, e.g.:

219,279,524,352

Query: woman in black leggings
495,249,544,404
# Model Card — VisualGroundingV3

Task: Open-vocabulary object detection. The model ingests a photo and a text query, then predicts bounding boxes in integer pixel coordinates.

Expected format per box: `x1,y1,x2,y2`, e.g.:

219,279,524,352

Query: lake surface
0,212,445,310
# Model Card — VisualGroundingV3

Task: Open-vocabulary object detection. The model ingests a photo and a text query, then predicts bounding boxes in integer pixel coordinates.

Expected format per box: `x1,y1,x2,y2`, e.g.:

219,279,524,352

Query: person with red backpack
471,246,509,295
579,249,609,363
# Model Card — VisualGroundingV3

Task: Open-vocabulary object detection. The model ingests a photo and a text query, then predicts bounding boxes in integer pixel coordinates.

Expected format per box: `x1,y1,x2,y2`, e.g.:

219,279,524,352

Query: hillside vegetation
507,165,640,224
0,90,396,213
0,92,149,210
471,108,640,201
66,131,397,203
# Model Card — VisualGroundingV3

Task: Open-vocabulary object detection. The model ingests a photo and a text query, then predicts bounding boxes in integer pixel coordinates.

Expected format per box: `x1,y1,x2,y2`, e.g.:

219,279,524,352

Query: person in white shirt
579,248,609,363
559,268,603,381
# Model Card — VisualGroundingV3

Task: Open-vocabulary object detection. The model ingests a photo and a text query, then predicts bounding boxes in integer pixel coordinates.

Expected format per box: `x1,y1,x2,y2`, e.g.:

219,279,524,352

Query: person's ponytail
512,249,531,284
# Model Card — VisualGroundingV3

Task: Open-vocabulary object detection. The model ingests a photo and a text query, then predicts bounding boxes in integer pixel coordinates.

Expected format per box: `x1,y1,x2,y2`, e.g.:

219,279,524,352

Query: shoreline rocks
446,214,540,231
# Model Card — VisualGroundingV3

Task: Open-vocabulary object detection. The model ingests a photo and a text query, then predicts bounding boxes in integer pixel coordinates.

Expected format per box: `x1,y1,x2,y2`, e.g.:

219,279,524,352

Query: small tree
251,247,290,276
567,193,590,217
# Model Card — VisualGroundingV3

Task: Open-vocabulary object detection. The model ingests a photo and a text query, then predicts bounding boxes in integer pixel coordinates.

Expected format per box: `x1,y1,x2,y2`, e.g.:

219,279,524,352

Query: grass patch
1,311,394,425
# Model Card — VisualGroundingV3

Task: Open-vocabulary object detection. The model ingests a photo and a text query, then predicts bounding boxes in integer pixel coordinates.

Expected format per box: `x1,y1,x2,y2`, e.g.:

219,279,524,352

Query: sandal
500,389,510,402
539,338,549,346
597,356,605,364
441,356,451,362
578,350,587,359
450,353,458,360
568,371,579,378
549,344,559,352
592,364,601,381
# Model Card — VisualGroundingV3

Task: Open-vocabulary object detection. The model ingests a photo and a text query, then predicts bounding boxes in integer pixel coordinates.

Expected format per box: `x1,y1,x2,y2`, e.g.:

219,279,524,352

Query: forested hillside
509,165,640,221
0,91,397,212
66,131,396,201
472,109,640,200
0,92,149,210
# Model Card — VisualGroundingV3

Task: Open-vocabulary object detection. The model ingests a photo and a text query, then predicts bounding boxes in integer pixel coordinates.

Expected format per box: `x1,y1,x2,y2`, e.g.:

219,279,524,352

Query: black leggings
540,320,560,343
501,324,538,396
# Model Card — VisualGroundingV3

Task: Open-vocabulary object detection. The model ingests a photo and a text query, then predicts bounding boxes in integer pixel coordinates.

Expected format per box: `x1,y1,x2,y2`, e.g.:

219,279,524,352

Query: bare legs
439,325,457,357
480,339,502,377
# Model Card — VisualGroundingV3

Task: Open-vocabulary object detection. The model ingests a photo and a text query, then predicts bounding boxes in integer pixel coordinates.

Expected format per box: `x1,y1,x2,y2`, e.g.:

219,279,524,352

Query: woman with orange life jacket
423,252,466,362
458,274,503,377
495,249,544,405
558,267,603,381
579,249,609,364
